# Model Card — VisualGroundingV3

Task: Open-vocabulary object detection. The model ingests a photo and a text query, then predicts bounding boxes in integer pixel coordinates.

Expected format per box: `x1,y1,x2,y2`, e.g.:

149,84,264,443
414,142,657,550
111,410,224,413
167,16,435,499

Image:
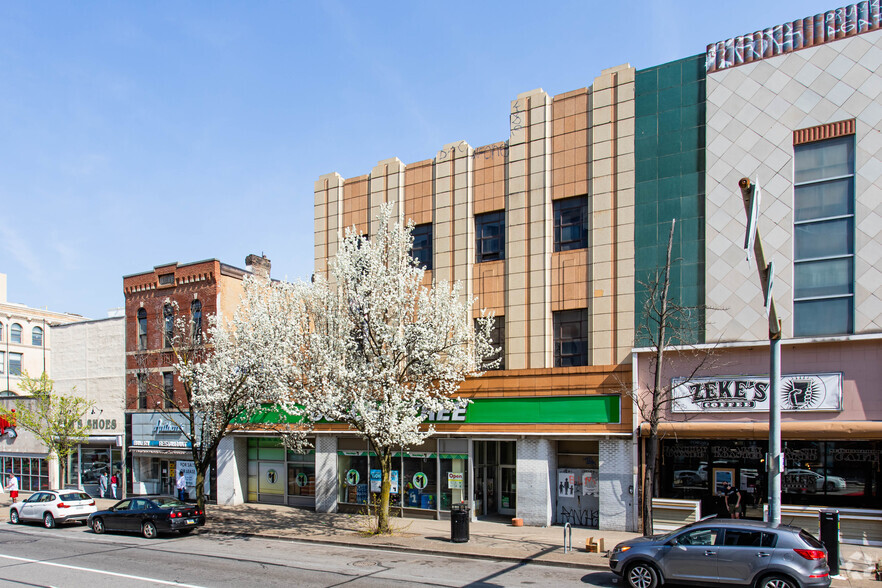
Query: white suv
9,490,97,528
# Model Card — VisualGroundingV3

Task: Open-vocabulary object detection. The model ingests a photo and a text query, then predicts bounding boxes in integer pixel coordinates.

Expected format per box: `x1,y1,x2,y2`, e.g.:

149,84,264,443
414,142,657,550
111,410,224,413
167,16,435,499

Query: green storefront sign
240,395,619,426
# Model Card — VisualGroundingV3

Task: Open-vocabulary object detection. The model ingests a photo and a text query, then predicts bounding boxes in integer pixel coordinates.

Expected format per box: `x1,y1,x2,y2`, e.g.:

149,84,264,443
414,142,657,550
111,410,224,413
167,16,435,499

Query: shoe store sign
672,373,842,413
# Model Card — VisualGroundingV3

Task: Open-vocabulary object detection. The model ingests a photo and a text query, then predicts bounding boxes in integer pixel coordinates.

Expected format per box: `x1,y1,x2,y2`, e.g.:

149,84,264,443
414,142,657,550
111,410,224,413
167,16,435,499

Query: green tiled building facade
634,54,706,345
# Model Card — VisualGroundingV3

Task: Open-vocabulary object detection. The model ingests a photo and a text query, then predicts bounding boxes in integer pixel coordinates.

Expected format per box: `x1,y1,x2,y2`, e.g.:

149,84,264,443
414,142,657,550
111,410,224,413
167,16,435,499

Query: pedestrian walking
98,471,108,498
4,473,19,502
110,472,119,499
176,471,187,502
723,481,742,519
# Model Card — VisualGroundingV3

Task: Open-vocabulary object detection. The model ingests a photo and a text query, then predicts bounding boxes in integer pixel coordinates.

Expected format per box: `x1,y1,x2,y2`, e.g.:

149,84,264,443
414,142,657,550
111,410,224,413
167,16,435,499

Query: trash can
819,509,840,576
450,503,470,543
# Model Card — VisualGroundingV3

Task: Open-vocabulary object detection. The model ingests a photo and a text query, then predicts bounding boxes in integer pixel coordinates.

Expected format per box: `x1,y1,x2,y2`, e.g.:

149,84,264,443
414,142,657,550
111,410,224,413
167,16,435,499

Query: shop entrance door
474,441,516,518
258,462,285,504
159,460,175,496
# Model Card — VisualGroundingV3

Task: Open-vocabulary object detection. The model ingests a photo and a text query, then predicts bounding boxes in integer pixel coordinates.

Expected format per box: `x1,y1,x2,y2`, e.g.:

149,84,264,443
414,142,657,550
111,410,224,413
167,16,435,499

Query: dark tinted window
60,492,91,501
411,223,433,270
723,529,763,547
554,196,588,251
476,211,505,262
553,309,588,367
761,532,777,548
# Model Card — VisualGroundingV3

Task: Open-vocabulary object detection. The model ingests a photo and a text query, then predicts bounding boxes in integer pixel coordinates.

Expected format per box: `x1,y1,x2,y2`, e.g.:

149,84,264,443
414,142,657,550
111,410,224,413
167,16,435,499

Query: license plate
185,519,195,525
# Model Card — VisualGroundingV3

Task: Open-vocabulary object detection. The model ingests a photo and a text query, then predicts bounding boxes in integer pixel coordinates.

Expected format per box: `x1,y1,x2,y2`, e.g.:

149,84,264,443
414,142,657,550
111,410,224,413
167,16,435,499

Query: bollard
819,509,840,576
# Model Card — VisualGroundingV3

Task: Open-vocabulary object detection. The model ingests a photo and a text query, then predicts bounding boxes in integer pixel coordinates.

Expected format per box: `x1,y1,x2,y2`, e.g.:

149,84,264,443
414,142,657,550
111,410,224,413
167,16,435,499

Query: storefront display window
287,450,315,498
402,456,435,509
659,439,880,513
1,456,49,491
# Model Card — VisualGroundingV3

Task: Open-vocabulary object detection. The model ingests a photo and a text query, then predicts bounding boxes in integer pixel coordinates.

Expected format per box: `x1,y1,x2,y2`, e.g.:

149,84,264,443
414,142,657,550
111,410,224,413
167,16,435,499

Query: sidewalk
2,494,880,586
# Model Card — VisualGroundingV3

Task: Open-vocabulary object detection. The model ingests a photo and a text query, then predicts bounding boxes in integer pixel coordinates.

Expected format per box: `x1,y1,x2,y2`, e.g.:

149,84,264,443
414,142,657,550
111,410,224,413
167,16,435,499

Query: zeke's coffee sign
672,373,842,413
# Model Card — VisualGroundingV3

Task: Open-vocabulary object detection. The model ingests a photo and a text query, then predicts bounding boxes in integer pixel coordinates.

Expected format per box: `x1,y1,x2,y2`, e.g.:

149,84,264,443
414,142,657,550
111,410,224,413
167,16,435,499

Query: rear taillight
170,511,180,518
794,549,826,560
88,501,95,506
809,573,829,578
57,502,70,509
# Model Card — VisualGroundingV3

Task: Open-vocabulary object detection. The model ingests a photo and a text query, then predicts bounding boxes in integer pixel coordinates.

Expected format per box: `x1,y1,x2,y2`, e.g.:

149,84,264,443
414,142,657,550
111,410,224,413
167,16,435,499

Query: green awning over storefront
239,395,620,426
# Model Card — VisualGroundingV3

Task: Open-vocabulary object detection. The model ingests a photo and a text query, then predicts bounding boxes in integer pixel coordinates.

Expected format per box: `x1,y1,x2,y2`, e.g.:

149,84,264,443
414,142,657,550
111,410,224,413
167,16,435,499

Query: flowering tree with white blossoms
138,276,297,510
278,204,498,534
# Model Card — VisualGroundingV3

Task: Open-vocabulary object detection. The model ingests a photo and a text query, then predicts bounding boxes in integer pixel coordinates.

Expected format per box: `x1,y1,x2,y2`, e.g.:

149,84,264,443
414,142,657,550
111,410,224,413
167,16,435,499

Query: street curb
200,528,609,572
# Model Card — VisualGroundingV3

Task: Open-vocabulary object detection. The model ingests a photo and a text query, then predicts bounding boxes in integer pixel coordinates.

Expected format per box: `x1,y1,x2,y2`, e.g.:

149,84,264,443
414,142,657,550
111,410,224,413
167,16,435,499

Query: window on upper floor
477,316,505,371
554,196,588,252
163,304,174,348
137,374,147,409
137,308,148,350
158,273,174,286
32,326,43,347
163,372,174,408
9,352,22,376
0,322,4,341
0,351,4,374
191,300,202,344
793,135,854,337
11,323,22,344
411,223,433,270
476,211,505,263
553,309,588,367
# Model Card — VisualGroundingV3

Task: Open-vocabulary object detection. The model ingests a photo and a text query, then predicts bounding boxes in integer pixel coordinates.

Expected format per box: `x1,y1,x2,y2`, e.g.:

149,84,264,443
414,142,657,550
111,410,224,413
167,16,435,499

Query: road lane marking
0,553,206,587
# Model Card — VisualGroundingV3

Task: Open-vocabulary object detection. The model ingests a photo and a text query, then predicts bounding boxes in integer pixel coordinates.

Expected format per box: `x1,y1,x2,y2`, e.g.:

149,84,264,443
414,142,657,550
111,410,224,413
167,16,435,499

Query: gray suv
609,519,830,588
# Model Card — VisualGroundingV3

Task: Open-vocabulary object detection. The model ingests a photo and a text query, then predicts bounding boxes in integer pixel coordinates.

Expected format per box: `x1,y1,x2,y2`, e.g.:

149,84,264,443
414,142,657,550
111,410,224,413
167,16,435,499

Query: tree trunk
195,468,205,509
642,431,659,536
377,452,392,535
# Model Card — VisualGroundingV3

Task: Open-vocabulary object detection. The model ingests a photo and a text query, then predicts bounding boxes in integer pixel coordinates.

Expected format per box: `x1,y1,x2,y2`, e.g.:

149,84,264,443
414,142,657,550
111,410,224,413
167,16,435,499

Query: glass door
258,462,285,504
499,465,516,515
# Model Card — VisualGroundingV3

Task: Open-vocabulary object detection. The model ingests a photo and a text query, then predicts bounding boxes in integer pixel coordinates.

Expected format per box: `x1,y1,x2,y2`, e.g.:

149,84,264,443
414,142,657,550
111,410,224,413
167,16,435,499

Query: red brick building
122,255,269,499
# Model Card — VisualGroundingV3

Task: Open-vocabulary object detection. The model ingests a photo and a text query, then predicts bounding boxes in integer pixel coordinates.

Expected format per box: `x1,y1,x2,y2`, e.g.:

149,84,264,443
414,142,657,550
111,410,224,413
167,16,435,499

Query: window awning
128,448,193,459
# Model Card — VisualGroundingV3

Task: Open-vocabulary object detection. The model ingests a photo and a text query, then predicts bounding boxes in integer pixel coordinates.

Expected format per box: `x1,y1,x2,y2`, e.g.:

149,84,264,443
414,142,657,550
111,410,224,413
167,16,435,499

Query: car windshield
60,492,91,501
152,497,187,508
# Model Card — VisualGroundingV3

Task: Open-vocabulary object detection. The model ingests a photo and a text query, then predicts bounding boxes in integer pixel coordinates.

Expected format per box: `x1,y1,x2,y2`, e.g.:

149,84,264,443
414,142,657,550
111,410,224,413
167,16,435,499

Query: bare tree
634,219,721,536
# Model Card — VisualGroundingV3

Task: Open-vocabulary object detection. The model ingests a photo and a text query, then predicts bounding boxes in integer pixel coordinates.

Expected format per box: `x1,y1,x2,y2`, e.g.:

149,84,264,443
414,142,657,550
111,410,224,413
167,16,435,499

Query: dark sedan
88,496,205,539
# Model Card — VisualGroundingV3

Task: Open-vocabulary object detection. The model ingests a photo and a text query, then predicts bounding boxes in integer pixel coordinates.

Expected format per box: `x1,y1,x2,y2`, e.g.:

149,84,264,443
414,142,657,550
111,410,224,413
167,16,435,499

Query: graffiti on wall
706,1,882,73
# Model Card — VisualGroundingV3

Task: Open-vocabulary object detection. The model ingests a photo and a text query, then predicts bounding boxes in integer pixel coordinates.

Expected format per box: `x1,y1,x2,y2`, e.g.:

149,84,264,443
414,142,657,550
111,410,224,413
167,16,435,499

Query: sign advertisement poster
672,373,842,413
582,470,598,496
558,472,576,497
369,469,399,494
447,472,464,489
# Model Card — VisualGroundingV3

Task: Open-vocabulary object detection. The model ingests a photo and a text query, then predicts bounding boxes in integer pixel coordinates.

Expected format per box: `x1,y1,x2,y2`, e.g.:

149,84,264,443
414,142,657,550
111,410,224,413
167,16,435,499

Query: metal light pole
738,177,783,525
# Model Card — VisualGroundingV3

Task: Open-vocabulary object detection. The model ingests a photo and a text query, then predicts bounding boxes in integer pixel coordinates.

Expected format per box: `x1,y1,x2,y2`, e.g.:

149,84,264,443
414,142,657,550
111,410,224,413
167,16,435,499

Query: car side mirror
667,538,679,546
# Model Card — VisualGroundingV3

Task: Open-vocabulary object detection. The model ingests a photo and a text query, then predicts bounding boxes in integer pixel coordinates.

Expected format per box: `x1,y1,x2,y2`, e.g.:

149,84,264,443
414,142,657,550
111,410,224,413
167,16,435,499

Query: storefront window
338,454,369,505
1,456,49,491
337,438,370,505
659,439,880,512
402,455,435,509
287,450,315,498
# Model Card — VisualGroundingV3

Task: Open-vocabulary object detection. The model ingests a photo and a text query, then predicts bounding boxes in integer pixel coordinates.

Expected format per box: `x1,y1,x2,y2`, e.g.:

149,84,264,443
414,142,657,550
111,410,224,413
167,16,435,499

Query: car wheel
43,513,55,529
91,518,105,534
625,562,660,588
758,574,797,588
9,509,19,524
141,521,158,539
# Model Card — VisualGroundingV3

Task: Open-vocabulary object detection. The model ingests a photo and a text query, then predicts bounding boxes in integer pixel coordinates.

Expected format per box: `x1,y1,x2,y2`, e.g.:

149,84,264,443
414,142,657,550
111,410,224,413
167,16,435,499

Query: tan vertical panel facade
525,91,553,368
370,158,405,234
403,159,434,225
314,172,344,277
589,65,635,365
341,175,370,235
506,91,532,370
473,142,507,214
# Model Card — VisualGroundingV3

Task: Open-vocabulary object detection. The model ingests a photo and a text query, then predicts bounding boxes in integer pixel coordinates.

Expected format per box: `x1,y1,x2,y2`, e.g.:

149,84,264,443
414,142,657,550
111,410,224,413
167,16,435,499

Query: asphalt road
0,522,621,587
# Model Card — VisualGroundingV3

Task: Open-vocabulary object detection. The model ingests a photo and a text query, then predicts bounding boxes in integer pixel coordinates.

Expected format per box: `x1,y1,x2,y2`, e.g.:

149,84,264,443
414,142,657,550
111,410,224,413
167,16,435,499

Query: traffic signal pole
738,177,783,526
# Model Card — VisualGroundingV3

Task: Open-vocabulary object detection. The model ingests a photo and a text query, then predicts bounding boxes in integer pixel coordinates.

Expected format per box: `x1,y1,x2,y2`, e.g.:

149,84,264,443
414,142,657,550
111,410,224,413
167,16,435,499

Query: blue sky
1,0,837,319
